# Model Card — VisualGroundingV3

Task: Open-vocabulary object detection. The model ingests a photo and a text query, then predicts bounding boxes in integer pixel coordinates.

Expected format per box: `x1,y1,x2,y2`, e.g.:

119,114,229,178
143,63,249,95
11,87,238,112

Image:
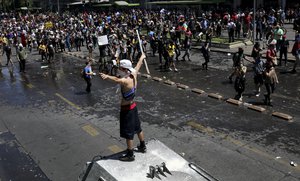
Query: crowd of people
0,7,298,67
0,7,299,102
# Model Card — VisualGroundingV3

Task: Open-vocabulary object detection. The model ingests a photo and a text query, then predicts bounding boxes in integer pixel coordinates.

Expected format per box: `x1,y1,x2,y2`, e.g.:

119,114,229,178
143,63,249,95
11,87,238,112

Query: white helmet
119,59,135,73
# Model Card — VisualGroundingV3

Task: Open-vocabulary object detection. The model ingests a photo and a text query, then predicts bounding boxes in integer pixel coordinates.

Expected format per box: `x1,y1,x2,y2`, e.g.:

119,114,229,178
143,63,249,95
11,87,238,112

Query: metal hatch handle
188,162,219,181
81,155,103,181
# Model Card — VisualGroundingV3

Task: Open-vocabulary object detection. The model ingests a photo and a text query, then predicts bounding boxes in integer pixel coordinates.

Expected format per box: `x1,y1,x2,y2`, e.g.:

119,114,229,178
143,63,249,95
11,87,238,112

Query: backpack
81,68,86,78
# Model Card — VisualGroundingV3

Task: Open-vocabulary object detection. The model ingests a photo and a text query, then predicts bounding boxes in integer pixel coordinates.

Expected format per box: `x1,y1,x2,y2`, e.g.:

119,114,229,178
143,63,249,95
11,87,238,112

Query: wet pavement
0,131,49,181
0,23,299,181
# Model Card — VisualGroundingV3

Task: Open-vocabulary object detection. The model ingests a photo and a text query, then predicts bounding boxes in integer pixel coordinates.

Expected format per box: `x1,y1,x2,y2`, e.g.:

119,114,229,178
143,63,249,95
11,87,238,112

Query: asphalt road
0,34,300,181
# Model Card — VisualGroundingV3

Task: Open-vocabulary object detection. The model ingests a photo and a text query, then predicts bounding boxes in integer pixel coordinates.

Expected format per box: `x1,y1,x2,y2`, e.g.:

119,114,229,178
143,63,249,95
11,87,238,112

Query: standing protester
235,20,242,39
253,53,265,97
175,38,181,61
264,43,279,105
227,19,236,43
273,25,284,53
99,54,147,162
201,42,210,70
149,32,157,56
83,60,95,93
234,66,247,101
3,42,13,66
166,40,178,72
291,31,300,73
279,35,289,66
47,44,55,63
16,44,27,73
39,42,47,62
229,47,251,83
157,36,164,70
256,17,263,41
182,36,192,61
98,44,107,73
251,42,262,61
88,42,93,61
266,43,278,67
264,63,278,106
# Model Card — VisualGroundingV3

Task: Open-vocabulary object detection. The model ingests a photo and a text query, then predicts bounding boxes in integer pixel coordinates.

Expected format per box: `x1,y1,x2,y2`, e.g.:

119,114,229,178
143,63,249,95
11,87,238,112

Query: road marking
55,93,81,110
26,84,34,88
82,125,99,137
186,121,214,134
108,145,123,153
186,121,300,172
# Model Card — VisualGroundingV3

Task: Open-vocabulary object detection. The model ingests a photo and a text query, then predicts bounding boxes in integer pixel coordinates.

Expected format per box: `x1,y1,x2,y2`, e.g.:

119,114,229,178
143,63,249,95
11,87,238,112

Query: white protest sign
97,35,108,46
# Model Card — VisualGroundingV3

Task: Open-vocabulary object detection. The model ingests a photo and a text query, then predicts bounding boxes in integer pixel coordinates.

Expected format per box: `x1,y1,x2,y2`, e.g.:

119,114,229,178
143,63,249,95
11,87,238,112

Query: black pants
19,59,26,72
279,49,287,65
202,55,209,70
264,83,275,105
6,55,11,65
84,77,92,93
229,29,235,43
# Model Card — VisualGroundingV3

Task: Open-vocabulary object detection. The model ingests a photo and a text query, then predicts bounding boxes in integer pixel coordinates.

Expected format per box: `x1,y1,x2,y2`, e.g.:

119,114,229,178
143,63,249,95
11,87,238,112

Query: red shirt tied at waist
121,102,136,111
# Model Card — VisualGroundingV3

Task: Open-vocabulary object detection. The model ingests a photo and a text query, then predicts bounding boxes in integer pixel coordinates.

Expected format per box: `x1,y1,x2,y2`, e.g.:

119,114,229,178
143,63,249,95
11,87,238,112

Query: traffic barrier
246,105,266,112
152,77,163,82
191,88,205,94
272,112,293,121
164,80,175,86
226,98,242,106
177,83,189,89
208,93,223,100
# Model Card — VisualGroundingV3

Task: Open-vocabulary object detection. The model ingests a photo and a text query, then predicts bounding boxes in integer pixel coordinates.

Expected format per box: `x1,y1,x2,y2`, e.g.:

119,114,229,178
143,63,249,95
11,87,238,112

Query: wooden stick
136,30,150,74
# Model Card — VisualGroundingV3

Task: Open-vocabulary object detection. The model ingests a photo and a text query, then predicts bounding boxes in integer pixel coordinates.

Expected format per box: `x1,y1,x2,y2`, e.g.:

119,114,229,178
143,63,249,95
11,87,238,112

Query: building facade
7,0,297,12
234,0,297,10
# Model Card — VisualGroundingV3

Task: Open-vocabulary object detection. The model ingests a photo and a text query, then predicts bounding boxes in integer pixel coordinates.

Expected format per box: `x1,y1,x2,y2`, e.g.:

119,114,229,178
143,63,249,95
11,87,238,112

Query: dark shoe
134,144,147,153
119,153,135,162
291,69,297,73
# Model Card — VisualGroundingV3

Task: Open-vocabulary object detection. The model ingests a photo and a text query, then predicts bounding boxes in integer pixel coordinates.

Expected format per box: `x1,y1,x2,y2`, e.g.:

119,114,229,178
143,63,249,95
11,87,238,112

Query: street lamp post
253,0,256,44
57,0,60,14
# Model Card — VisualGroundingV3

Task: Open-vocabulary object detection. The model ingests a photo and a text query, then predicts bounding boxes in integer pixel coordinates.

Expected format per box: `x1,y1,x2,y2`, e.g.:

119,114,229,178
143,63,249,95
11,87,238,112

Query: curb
176,83,189,89
246,105,266,112
191,88,205,95
272,112,293,121
164,80,176,86
193,46,296,63
226,98,242,106
152,77,163,82
208,93,223,100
